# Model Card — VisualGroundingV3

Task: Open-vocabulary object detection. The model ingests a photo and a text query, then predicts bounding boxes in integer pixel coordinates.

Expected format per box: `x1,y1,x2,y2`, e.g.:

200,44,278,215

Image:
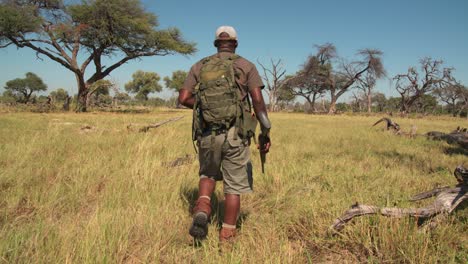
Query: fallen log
372,117,400,132
331,165,468,232
127,116,184,133
426,128,468,150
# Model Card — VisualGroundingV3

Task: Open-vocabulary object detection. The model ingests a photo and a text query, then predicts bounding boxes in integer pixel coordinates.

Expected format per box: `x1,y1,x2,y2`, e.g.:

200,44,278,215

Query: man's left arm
249,87,271,153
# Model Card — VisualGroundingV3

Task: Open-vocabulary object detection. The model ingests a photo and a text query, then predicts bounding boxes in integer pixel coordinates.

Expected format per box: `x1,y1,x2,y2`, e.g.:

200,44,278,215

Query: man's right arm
178,65,198,109
178,89,195,109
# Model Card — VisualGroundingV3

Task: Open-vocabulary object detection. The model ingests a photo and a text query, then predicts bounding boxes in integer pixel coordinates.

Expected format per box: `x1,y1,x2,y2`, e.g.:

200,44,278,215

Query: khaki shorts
198,127,253,194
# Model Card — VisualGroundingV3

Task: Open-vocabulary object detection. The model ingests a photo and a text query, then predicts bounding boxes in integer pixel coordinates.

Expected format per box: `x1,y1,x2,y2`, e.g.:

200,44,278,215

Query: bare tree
460,86,468,118
356,49,386,113
350,91,366,112
394,58,455,114
258,58,286,112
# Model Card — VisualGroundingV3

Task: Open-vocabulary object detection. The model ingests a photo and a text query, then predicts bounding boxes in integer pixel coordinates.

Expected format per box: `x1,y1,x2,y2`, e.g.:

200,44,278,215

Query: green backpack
192,54,257,141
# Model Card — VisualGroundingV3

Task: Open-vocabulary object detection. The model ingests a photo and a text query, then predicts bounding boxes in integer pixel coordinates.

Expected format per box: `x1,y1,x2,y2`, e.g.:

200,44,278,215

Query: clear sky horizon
1,0,467,102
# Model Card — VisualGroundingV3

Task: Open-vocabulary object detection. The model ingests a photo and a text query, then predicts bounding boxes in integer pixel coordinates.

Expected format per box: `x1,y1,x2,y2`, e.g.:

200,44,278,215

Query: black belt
202,125,228,136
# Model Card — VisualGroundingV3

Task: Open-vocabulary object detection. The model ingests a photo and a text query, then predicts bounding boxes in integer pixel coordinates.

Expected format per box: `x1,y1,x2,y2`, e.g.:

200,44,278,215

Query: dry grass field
0,108,466,263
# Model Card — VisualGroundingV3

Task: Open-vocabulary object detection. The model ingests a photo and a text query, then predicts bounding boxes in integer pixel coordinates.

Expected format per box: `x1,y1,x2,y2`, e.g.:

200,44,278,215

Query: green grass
0,109,466,263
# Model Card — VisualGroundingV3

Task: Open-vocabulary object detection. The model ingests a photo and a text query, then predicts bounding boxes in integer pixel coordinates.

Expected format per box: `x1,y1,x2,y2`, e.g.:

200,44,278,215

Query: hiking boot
219,225,237,243
189,197,211,239
218,225,237,252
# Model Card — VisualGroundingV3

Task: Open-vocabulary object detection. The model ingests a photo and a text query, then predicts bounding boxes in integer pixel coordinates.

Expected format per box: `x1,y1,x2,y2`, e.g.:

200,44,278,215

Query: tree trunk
367,93,372,113
75,74,88,112
77,89,88,112
305,97,314,113
268,90,278,112
311,93,318,112
63,96,71,111
328,94,337,114
399,95,410,114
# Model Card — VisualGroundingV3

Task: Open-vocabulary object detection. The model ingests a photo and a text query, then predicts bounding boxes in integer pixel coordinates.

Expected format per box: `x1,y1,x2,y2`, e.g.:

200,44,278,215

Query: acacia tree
49,88,69,101
87,79,113,106
4,72,47,103
356,49,386,113
283,52,332,113
163,70,187,92
284,72,325,113
393,58,454,114
372,92,387,112
258,58,286,112
328,48,384,114
276,81,295,110
0,0,195,112
413,94,438,114
294,44,384,114
164,70,187,107
433,84,467,117
125,70,162,101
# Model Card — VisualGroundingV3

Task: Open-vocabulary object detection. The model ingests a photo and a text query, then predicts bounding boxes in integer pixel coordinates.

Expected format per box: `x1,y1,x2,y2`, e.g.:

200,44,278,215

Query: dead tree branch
331,166,468,232
127,116,184,133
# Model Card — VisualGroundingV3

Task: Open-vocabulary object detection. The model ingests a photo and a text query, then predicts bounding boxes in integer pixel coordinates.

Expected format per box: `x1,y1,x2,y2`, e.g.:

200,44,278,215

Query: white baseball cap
215,26,238,41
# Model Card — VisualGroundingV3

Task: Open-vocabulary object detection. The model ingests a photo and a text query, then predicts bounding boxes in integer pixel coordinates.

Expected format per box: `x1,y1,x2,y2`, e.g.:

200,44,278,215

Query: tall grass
0,109,466,263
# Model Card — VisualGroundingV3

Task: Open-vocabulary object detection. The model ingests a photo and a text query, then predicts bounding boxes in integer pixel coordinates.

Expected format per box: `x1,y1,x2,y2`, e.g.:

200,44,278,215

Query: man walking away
179,25,271,244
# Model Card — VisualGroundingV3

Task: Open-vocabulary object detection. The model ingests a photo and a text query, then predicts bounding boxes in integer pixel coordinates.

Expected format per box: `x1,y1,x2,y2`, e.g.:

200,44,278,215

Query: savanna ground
0,107,466,263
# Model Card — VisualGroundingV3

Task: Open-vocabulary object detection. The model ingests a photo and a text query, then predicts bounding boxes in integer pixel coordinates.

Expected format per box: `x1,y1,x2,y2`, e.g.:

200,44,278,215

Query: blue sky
1,0,467,101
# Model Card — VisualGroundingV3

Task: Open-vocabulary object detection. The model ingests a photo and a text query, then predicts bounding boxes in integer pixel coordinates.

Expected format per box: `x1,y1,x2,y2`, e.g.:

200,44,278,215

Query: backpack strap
191,83,201,152
226,55,242,140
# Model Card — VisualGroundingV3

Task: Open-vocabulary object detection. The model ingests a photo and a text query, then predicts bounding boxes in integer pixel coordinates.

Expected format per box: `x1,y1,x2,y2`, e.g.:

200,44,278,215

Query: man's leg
219,193,239,241
219,128,253,242
190,133,224,240
189,177,216,239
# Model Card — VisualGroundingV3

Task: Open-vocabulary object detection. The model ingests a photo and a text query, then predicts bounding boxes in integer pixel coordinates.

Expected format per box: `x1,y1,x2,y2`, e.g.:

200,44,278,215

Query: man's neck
217,48,235,53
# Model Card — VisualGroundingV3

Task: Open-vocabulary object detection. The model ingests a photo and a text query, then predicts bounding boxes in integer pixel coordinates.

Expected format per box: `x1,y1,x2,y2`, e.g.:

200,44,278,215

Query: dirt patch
163,154,194,168
9,197,36,221
79,125,97,134
79,180,107,217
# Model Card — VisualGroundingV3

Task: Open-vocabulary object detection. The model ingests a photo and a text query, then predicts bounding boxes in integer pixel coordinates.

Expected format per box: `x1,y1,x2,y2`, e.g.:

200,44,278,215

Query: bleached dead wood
372,117,400,132
331,165,468,232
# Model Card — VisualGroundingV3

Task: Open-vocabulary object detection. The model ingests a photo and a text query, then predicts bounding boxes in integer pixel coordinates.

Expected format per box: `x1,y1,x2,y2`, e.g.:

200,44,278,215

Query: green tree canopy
49,88,69,102
371,92,387,112
125,70,162,100
114,92,131,103
87,79,113,106
0,0,196,111
89,80,112,97
4,72,47,103
164,70,187,92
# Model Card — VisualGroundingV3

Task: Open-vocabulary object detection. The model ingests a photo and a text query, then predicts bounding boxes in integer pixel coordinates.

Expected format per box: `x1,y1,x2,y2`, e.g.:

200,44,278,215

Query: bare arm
178,89,195,109
249,87,271,152
249,87,270,132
